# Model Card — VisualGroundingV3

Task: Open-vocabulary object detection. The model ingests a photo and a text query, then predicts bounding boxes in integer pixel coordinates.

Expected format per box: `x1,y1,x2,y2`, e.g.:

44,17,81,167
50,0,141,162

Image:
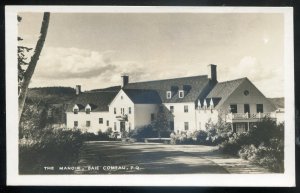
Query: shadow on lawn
73,141,229,174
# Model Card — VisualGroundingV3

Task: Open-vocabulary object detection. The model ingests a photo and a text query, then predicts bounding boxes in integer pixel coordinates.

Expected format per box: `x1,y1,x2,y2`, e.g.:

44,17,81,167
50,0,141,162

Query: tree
18,12,50,123
152,105,172,138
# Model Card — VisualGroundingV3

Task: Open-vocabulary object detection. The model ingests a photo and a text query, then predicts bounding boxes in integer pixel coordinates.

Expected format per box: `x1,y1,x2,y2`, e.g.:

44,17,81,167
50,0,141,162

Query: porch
226,112,276,123
226,112,277,133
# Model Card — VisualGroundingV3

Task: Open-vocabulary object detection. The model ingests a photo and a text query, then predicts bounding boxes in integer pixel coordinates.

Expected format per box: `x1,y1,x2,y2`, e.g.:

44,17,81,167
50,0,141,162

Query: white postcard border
5,6,295,187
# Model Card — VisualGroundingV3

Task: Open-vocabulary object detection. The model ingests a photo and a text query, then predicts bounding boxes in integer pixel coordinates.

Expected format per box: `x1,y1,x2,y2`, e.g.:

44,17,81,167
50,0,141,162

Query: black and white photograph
5,6,295,186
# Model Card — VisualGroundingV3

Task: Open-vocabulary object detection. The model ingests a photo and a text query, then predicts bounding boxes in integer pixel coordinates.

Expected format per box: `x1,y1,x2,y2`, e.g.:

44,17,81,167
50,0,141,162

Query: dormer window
85,104,91,114
166,91,172,99
73,105,79,114
179,90,184,98
86,108,90,114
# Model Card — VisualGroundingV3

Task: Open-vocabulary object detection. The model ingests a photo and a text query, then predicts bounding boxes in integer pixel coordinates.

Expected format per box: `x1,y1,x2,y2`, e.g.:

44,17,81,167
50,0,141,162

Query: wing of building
66,64,279,135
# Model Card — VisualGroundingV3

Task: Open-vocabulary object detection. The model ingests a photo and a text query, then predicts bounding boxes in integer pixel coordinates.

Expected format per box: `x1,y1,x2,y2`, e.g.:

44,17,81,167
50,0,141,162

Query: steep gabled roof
124,75,212,103
123,89,162,104
66,91,119,112
206,77,247,107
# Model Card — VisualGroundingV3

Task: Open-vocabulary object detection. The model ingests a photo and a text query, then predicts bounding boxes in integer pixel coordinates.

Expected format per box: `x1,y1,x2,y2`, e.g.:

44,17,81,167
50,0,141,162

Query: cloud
34,47,142,80
219,56,283,97
31,47,150,89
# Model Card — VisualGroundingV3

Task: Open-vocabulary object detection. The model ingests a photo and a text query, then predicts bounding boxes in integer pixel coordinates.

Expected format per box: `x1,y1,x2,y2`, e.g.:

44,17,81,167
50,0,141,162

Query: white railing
227,112,276,121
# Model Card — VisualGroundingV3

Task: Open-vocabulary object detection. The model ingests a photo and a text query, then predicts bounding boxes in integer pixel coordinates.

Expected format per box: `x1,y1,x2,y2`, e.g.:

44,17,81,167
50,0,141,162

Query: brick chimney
75,85,81,95
121,74,129,88
208,64,217,82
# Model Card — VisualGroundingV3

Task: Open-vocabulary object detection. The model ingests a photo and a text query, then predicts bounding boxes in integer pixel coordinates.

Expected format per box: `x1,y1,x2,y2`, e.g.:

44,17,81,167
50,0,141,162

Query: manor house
66,64,279,135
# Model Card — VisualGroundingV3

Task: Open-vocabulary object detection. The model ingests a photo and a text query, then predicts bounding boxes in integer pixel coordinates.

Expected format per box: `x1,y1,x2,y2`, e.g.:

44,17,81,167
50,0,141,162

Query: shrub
128,125,157,141
205,119,233,145
219,118,284,172
19,128,84,174
238,139,284,172
170,130,212,145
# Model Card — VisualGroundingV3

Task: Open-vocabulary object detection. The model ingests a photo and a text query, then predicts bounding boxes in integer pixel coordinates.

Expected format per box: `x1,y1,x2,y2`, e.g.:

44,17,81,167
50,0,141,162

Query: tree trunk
18,12,50,123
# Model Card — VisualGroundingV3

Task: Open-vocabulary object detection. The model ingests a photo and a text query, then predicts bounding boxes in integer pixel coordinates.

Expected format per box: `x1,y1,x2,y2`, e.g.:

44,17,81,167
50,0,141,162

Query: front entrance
120,121,125,132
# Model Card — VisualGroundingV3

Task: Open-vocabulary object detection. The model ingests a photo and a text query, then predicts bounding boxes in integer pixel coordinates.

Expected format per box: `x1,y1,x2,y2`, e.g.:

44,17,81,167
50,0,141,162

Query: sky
18,12,284,97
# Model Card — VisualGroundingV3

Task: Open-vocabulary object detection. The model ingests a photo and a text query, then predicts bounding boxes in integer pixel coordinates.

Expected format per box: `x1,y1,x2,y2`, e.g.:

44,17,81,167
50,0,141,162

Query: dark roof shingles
124,75,211,103
66,91,118,112
123,89,162,104
206,78,246,107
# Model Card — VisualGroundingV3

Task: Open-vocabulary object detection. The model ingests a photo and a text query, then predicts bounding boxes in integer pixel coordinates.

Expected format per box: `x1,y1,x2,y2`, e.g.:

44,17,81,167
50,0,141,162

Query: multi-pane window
129,107,132,114
170,106,174,113
179,90,184,98
121,108,125,115
99,118,103,124
74,121,78,127
106,120,109,126
114,107,116,114
151,113,155,122
86,108,90,114
86,121,91,127
256,104,264,113
184,122,189,131
74,109,78,114
166,91,172,99
184,105,188,113
230,104,237,113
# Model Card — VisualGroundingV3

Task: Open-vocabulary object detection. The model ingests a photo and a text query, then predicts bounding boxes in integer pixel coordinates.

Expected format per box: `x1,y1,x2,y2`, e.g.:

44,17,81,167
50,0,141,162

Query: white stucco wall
163,102,196,133
109,89,135,133
195,109,219,131
134,104,159,128
66,111,111,134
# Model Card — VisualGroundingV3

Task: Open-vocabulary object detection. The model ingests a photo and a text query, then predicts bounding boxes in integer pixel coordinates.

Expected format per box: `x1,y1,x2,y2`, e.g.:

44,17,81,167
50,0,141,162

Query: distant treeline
27,86,76,104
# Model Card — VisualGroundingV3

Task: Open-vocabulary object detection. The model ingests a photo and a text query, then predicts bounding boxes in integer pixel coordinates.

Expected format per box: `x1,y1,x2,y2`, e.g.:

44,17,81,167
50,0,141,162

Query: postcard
6,6,295,186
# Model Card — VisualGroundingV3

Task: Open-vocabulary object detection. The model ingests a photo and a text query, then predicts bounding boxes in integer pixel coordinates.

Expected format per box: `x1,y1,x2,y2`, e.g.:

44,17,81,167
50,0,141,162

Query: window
74,121,78,127
121,96,123,99
244,104,250,113
106,120,109,126
244,90,249,96
170,106,174,113
230,104,237,113
179,90,184,98
99,118,103,124
166,91,172,99
121,108,125,115
184,122,189,131
74,109,78,114
114,122,117,131
129,107,132,114
129,122,131,131
151,113,155,122
114,107,116,114
86,108,90,114
184,105,188,113
257,104,264,113
86,121,91,127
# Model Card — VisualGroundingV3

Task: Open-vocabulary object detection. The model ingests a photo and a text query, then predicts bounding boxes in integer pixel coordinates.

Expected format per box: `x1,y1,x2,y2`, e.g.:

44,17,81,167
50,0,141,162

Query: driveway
74,141,270,174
